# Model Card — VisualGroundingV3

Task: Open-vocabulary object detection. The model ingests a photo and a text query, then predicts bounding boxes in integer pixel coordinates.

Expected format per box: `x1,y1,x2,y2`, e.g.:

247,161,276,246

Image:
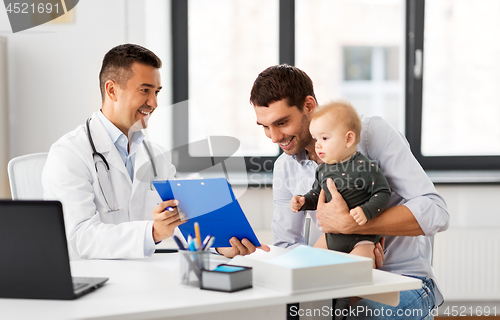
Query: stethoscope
86,117,158,212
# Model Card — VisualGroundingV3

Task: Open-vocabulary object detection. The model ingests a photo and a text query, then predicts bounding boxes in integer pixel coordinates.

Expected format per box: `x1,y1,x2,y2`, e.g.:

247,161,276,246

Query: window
343,47,373,81
295,0,406,133
187,0,279,158
172,0,497,178
341,46,402,131
172,0,406,176
406,0,500,171
171,0,285,176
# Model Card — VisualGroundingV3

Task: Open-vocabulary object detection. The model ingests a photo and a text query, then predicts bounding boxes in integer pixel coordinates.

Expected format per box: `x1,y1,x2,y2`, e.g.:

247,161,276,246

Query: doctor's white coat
42,112,176,260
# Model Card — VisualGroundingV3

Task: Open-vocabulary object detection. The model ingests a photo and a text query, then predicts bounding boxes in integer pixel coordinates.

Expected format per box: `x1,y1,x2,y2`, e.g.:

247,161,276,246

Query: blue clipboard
152,178,260,248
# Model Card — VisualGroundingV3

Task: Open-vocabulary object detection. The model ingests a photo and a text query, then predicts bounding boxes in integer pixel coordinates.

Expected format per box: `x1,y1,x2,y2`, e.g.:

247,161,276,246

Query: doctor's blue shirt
96,111,145,182
97,111,156,256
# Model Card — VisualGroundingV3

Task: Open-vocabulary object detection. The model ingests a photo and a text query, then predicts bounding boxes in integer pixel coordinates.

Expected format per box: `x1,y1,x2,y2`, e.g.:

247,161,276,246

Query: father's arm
317,116,449,237
317,183,425,236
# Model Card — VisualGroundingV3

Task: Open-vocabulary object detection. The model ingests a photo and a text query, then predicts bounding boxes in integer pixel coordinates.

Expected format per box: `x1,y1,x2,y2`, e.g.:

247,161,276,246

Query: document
230,245,372,293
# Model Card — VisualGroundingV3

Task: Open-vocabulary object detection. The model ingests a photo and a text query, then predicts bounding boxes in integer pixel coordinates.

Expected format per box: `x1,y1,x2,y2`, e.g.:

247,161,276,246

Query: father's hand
316,178,357,234
374,237,386,269
216,237,271,258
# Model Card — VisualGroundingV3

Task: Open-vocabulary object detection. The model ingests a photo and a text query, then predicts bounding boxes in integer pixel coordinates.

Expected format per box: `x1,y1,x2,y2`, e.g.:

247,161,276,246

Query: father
250,64,449,318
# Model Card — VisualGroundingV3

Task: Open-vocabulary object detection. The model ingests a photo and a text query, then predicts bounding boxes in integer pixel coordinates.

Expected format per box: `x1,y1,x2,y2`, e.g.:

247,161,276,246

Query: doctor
42,44,260,259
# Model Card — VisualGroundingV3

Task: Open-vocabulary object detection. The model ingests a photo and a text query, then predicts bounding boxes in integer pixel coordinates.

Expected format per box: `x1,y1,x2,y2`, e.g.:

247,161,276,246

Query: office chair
304,215,323,246
304,216,312,245
7,153,48,200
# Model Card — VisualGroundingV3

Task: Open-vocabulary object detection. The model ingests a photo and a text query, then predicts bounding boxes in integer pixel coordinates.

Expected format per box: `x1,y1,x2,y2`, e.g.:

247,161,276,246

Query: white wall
0,0,172,160
0,0,172,198
6,1,123,157
436,185,500,228
0,37,9,198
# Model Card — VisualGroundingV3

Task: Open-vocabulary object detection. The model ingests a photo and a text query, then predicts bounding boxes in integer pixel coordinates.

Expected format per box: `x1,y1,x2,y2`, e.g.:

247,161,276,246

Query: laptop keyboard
72,281,87,291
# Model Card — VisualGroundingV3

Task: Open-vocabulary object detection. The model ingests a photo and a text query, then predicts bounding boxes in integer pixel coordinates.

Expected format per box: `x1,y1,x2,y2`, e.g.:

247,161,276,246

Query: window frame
171,0,294,174
172,0,500,177
405,0,500,171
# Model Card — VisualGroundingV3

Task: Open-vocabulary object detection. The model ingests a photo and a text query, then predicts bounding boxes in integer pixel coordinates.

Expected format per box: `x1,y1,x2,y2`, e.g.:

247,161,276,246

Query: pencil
194,222,202,251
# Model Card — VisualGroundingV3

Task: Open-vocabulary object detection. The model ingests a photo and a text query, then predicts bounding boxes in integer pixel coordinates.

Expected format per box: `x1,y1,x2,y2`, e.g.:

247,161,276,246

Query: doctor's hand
316,178,357,234
215,237,271,258
152,200,186,243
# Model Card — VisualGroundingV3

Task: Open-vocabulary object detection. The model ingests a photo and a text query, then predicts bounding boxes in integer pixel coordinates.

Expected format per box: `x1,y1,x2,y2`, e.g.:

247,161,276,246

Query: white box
230,245,372,294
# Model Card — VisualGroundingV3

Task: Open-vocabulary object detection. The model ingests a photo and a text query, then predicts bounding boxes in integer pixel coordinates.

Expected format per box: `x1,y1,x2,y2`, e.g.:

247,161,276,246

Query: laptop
0,200,108,300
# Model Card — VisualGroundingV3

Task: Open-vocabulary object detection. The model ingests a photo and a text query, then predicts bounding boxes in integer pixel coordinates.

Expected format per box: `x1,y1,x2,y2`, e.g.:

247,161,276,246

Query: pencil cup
178,250,211,286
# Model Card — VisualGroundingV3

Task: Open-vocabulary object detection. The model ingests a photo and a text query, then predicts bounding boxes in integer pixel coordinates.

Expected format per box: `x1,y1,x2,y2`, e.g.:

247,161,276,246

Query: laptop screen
0,200,75,299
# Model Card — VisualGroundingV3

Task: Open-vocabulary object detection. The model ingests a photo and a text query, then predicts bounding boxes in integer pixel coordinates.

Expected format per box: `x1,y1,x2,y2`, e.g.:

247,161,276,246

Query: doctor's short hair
99,44,162,102
250,64,317,111
312,100,362,144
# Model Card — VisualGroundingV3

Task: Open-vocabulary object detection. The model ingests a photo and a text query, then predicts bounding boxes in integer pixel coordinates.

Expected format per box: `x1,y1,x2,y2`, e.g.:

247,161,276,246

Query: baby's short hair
312,100,362,144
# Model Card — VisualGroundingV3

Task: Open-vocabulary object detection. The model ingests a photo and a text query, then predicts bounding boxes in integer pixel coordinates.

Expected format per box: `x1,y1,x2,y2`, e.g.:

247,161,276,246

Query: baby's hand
350,206,367,225
290,195,305,213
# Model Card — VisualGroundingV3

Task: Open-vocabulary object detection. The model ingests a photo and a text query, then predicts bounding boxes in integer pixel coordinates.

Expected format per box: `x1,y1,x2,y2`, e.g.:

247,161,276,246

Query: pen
193,240,200,251
157,203,174,212
203,236,215,251
194,222,202,251
173,235,186,250
187,234,194,251
201,234,212,250
188,239,197,251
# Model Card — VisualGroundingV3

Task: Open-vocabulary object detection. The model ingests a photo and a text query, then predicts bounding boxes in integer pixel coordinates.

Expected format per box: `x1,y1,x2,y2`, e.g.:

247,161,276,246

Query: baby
290,100,391,263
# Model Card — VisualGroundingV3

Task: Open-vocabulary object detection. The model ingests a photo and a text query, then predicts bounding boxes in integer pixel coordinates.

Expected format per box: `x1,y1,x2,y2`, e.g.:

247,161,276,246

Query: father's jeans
346,276,436,320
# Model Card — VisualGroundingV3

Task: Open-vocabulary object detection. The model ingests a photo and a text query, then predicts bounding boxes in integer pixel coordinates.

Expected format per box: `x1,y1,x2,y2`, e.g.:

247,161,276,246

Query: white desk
0,253,421,320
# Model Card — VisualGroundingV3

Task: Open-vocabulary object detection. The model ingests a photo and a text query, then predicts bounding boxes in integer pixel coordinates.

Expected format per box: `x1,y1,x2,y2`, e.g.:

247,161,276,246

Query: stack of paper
229,245,372,294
